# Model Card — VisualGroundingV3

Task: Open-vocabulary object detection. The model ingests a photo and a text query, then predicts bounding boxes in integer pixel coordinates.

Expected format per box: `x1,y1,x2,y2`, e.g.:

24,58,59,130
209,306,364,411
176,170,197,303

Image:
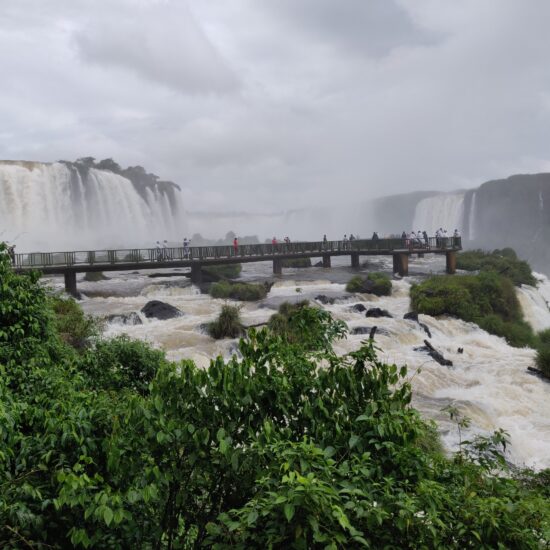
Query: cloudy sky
2,0,550,214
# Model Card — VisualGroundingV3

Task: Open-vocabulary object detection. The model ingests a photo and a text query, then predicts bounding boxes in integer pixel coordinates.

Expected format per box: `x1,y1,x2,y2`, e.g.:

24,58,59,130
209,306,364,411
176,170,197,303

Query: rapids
50,255,550,470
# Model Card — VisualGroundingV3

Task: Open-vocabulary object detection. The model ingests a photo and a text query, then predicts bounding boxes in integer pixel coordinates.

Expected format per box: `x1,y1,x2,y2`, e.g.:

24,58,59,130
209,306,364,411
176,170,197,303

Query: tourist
423,230,429,247
233,236,239,256
183,237,190,259
371,232,379,241
163,239,169,260
155,241,162,261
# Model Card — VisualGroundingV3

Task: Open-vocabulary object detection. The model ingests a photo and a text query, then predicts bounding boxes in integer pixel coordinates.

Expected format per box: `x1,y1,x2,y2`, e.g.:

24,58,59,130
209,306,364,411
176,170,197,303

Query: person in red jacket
233,237,238,256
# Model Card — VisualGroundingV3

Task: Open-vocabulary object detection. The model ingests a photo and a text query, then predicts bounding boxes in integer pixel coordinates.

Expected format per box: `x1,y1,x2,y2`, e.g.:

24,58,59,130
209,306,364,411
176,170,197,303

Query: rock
457,347,464,354
351,326,390,336
527,366,550,381
141,300,183,320
106,312,143,326
403,311,419,322
414,339,453,367
350,303,367,313
315,294,335,305
366,308,392,318
314,261,324,267
419,322,432,338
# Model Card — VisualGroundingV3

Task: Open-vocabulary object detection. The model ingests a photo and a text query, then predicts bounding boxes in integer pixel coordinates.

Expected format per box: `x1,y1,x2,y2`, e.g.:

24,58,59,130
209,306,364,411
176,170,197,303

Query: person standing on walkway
163,240,169,260
183,237,190,259
156,241,162,261
233,236,239,256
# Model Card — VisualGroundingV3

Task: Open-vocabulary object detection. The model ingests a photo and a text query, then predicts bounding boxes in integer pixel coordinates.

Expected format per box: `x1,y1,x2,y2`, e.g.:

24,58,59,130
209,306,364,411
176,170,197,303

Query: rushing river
45,254,550,470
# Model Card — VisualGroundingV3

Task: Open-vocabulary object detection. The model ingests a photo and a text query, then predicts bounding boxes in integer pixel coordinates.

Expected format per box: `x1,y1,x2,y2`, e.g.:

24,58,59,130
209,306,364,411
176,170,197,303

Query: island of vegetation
0,244,549,548
346,272,392,296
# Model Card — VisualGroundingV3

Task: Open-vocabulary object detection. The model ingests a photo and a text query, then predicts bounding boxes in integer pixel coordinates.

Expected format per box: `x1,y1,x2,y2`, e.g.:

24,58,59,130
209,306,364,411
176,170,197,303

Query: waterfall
412,193,465,235
468,191,477,241
0,161,186,251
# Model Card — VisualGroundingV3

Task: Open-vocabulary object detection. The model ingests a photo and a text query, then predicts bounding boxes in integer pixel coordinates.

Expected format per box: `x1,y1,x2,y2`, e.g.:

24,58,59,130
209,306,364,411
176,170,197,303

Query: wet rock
106,312,143,326
351,326,390,336
141,300,183,320
527,366,550,381
366,308,392,318
350,303,367,313
315,294,335,305
457,347,464,354
403,311,418,322
414,339,453,367
419,322,432,338
314,261,324,267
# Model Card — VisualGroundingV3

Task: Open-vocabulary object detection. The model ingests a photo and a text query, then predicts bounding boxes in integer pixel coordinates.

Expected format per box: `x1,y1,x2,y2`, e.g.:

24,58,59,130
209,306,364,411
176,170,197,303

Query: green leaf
284,503,295,522
103,506,114,526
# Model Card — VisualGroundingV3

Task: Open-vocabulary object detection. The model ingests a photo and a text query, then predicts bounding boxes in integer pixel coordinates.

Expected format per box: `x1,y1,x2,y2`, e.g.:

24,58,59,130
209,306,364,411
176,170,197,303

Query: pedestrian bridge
13,237,462,296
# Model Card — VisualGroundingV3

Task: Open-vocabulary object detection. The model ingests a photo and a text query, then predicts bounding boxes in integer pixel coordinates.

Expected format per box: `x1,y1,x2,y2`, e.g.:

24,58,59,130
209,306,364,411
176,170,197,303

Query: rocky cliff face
370,173,550,274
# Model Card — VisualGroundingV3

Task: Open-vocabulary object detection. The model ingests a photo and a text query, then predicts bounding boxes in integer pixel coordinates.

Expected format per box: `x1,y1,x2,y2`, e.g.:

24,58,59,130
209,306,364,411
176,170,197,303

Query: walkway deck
12,237,462,296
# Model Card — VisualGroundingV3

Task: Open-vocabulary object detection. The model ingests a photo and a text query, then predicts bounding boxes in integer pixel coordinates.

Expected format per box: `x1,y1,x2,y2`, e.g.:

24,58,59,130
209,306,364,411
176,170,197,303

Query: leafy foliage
281,257,312,268
410,271,535,347
207,304,245,339
203,263,242,280
0,248,549,548
210,280,267,301
457,249,536,286
346,273,392,296
50,295,100,350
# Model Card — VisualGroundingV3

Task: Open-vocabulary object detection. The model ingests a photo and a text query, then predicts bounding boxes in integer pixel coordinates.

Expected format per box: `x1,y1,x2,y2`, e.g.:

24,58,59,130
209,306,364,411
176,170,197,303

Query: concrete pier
393,253,409,276
64,271,78,297
351,252,360,268
446,251,457,274
191,263,203,284
322,254,331,268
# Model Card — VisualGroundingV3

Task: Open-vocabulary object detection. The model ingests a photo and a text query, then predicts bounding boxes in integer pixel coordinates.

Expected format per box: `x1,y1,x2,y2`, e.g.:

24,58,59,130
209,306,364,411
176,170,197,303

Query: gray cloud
1,0,550,238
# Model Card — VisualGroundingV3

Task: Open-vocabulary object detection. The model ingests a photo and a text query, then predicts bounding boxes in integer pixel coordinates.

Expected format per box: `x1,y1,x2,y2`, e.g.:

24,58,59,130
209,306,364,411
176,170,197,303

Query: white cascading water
412,193,465,235
0,161,186,251
468,191,477,241
69,255,550,470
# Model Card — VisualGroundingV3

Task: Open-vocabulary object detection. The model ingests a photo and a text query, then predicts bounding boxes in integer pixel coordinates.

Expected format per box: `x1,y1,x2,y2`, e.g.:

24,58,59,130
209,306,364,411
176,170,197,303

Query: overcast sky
2,0,550,214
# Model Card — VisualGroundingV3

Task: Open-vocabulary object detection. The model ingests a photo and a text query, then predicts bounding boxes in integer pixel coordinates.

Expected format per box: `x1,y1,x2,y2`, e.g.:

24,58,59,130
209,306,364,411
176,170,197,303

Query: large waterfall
0,161,185,251
412,193,465,234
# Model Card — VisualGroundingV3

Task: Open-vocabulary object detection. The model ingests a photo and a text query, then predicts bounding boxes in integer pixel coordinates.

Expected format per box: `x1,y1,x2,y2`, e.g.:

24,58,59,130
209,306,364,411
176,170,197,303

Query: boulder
403,311,419,322
350,303,367,313
414,339,453,367
141,300,183,320
527,366,550,381
366,308,392,318
314,261,324,267
315,294,335,305
106,312,143,326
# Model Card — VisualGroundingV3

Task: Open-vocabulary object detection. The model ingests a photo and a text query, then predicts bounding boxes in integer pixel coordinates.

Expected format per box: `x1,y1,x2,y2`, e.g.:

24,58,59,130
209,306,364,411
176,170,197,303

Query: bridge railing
12,237,461,269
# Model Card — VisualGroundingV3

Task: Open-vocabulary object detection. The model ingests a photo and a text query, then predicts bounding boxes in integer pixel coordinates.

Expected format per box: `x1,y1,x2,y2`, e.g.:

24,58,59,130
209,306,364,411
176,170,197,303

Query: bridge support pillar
446,251,457,274
191,264,203,284
322,254,331,268
417,253,424,258
273,259,282,275
350,252,360,268
64,271,78,297
393,253,409,276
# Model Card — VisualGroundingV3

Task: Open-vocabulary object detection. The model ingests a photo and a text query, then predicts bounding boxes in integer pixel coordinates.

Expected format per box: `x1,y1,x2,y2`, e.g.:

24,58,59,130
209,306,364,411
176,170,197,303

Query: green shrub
83,271,108,282
537,328,550,346
346,275,364,292
456,249,536,286
281,257,312,268
535,344,550,378
78,335,165,394
50,296,100,350
346,273,392,296
210,280,267,301
208,304,245,339
203,263,242,279
411,272,534,347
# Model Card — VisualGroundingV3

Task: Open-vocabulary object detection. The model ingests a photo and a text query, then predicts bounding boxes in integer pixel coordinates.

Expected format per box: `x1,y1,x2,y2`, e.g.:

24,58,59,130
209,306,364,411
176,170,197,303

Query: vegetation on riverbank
83,271,109,282
410,272,537,347
207,304,245,339
346,272,392,296
210,280,267,301
203,263,242,280
281,257,312,268
1,244,549,548
457,248,536,286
